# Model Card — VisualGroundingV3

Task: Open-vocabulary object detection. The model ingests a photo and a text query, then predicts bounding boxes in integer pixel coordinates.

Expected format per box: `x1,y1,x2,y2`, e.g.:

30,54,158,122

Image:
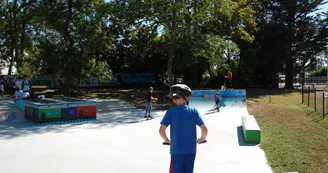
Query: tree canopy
0,0,327,91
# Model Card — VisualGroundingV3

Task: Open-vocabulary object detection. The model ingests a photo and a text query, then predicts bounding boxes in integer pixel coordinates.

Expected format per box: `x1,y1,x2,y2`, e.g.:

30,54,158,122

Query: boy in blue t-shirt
214,89,221,112
159,84,208,173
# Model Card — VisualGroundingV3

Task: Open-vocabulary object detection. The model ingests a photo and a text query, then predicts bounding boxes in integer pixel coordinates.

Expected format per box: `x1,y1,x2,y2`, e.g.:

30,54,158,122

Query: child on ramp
159,84,208,173
214,89,222,112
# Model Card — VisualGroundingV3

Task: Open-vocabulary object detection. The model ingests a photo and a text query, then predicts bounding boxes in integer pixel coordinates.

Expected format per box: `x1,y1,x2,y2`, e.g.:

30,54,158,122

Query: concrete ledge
15,100,26,113
242,115,261,144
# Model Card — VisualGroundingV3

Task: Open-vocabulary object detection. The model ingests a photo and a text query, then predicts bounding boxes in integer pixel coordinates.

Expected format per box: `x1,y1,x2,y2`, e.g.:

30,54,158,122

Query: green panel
38,109,61,119
244,130,261,144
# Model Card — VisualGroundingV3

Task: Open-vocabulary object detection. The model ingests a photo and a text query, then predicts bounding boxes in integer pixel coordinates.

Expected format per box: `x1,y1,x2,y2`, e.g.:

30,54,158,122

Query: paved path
0,98,272,173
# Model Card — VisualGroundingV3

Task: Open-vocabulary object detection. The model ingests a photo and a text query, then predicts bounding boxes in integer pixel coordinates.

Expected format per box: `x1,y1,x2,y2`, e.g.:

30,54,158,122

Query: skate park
1,0,328,172
0,89,272,173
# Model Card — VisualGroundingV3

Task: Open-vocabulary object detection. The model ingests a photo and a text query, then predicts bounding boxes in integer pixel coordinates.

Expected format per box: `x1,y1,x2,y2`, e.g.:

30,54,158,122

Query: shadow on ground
0,99,166,140
37,88,174,110
236,126,257,147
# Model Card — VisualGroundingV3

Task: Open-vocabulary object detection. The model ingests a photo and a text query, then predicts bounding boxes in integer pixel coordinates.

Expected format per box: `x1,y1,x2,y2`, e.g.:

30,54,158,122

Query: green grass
247,89,328,173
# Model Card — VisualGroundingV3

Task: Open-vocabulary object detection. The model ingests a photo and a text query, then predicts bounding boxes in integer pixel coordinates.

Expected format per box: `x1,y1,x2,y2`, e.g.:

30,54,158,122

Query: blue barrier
120,73,154,84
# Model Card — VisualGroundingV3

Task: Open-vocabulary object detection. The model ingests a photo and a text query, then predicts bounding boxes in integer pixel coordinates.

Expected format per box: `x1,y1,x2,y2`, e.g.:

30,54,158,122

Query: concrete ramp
190,97,247,115
0,99,26,125
190,89,248,115
187,89,272,173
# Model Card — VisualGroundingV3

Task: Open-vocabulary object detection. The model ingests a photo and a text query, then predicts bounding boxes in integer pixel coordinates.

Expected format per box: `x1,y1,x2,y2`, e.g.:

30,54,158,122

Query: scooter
162,140,207,173
162,140,207,145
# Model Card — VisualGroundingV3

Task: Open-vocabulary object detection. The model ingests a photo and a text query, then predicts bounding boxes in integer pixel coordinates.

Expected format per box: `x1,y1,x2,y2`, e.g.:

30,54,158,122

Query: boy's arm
159,125,170,143
151,96,158,101
195,110,208,144
198,124,208,144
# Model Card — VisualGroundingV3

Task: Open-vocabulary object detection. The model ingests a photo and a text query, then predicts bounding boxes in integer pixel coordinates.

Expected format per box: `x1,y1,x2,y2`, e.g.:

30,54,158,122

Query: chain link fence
301,86,328,118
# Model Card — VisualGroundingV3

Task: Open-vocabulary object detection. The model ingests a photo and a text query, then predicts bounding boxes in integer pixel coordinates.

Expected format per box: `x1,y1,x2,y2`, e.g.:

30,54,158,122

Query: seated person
14,90,30,100
22,77,31,92
14,90,23,99
22,92,30,99
15,78,23,90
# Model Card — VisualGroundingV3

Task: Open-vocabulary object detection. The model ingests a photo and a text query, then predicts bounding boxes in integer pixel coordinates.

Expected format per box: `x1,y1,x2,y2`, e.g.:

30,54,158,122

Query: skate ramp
188,90,271,172
0,99,26,125
190,89,247,115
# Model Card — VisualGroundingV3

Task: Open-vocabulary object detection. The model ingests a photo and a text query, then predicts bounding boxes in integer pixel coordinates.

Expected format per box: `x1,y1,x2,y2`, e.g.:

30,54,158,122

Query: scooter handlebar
162,140,207,145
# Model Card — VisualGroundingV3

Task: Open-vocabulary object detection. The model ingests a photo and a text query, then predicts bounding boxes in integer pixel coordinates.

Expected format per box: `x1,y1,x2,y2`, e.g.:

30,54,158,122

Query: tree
32,0,113,94
235,0,328,88
268,0,328,89
0,0,38,76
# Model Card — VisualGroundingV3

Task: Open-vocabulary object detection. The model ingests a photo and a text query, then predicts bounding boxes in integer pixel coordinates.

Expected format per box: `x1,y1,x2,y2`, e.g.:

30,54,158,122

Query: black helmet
170,84,192,98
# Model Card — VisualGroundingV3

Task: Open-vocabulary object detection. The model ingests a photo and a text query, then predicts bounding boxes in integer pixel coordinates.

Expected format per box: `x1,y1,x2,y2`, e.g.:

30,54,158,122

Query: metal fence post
308,87,310,107
323,92,325,118
314,88,316,111
302,85,304,103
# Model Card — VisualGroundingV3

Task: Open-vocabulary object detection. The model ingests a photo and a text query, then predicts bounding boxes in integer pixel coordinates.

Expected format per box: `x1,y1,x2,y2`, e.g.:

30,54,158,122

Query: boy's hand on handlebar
197,138,207,144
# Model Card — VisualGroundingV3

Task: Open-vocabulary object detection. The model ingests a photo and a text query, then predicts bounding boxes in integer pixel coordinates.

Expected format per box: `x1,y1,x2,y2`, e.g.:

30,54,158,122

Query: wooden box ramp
242,115,261,144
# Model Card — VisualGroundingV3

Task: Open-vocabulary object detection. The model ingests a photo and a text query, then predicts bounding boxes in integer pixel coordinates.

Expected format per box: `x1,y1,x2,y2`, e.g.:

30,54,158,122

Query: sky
317,1,328,14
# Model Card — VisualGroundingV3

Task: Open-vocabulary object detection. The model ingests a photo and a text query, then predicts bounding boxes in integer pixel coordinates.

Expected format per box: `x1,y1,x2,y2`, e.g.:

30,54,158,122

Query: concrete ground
0,98,272,173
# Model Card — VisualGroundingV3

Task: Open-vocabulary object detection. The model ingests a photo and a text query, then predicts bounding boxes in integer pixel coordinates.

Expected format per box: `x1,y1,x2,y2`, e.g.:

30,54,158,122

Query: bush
309,67,327,77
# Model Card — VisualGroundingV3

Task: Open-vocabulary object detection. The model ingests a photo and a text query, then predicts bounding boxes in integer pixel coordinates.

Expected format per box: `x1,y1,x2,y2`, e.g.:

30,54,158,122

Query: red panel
77,106,96,118
24,107,33,117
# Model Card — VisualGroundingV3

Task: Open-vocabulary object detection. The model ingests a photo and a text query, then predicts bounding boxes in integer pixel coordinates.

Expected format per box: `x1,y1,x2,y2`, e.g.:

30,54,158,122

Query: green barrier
242,115,261,144
38,109,61,119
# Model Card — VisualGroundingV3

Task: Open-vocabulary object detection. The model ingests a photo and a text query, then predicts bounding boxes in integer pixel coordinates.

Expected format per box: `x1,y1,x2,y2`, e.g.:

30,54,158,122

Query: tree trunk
284,4,296,89
285,54,294,89
20,22,26,63
65,67,73,96
20,0,28,67
13,0,20,71
237,51,243,88
6,0,18,75
167,0,178,86
207,64,212,79
7,52,14,75
64,0,74,96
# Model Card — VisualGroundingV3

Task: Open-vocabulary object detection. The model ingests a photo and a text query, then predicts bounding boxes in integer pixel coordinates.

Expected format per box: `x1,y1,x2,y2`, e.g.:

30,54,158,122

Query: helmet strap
182,97,189,105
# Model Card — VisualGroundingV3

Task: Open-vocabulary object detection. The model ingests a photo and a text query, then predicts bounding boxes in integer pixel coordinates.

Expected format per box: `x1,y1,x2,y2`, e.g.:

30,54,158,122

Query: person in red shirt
224,70,233,90
228,71,232,80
